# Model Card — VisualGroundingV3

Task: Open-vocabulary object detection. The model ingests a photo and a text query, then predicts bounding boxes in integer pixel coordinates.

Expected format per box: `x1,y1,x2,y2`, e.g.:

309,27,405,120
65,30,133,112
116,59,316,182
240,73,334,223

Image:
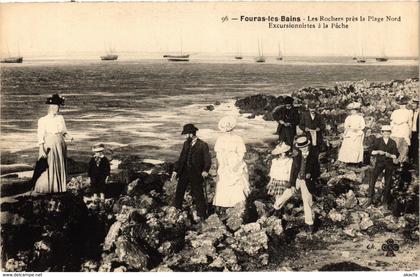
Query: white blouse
269,157,293,181
343,114,365,137
37,114,68,144
391,108,413,143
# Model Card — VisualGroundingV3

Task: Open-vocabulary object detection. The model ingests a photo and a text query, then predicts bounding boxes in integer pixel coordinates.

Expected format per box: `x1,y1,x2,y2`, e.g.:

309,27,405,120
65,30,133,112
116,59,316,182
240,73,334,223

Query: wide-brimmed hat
181,123,199,135
271,143,291,155
218,116,237,132
295,136,310,148
284,96,294,105
347,102,361,110
92,143,105,152
381,125,392,132
46,94,65,106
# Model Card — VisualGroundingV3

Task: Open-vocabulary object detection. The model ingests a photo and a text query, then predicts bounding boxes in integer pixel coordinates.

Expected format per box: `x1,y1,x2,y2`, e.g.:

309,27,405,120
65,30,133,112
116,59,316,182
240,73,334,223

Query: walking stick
203,176,209,215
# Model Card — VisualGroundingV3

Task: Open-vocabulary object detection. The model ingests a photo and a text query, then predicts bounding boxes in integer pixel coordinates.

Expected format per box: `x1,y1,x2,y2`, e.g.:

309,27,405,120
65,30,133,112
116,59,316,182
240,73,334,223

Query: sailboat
101,45,118,61
255,39,266,63
376,46,388,62
1,44,23,63
276,43,283,61
356,47,366,63
234,45,243,60
164,38,190,62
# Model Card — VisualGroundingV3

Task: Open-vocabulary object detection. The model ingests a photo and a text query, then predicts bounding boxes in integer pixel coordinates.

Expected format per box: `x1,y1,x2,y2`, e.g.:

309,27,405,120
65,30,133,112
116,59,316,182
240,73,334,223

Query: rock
336,190,358,209
151,264,173,272
328,208,346,222
113,266,127,272
214,101,221,106
360,216,374,231
257,216,283,237
254,200,268,218
81,260,99,272
232,223,268,256
103,221,122,251
226,202,245,232
115,236,149,270
205,105,215,111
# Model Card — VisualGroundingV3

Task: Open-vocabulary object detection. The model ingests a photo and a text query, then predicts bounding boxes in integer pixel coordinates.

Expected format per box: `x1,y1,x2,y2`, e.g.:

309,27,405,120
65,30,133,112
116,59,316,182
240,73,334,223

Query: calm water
1,58,418,161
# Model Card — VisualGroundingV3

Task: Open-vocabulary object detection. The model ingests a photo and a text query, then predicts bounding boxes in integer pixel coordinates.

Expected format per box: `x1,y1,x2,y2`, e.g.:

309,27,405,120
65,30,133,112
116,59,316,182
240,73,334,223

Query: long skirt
338,132,364,163
34,134,67,193
213,161,249,208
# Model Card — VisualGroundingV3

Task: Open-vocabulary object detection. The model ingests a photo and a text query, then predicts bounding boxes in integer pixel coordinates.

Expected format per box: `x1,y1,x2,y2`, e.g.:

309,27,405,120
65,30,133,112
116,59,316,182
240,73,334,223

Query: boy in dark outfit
88,143,111,199
364,125,399,209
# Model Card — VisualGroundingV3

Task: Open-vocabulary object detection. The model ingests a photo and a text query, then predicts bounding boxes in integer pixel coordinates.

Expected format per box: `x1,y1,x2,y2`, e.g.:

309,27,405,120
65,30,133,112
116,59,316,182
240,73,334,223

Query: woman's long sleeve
37,118,45,145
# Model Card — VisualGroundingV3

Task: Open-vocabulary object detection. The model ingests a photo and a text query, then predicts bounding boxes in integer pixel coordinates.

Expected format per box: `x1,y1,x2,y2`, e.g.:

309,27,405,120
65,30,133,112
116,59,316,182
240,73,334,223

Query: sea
1,56,418,165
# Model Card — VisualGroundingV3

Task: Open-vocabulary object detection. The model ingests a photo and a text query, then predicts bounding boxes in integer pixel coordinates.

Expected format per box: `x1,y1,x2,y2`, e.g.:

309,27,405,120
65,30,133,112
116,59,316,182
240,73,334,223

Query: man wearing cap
390,96,413,166
275,136,319,234
409,98,419,168
299,102,325,176
364,125,399,209
171,123,212,219
272,96,300,146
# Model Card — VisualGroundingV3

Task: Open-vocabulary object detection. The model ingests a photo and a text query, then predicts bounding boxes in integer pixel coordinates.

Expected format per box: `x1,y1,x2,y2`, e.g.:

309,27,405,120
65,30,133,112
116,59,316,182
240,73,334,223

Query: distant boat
255,39,266,63
234,46,243,60
352,56,357,60
1,44,23,63
1,56,23,63
101,54,118,61
163,54,190,62
101,44,118,61
165,38,189,62
376,57,388,62
276,43,283,61
356,47,366,63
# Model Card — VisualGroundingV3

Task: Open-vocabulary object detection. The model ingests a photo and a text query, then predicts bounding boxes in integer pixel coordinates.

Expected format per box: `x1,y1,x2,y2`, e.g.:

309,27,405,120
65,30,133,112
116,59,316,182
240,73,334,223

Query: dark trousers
277,126,296,146
174,169,207,218
409,131,419,166
368,162,394,204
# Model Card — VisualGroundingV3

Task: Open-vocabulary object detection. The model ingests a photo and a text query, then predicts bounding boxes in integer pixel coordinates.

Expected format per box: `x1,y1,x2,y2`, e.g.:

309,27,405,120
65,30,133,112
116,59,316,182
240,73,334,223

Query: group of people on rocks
33,93,419,234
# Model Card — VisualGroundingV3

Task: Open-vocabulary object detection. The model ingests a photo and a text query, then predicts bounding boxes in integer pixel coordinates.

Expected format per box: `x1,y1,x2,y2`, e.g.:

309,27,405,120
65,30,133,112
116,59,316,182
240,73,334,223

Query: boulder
115,236,149,270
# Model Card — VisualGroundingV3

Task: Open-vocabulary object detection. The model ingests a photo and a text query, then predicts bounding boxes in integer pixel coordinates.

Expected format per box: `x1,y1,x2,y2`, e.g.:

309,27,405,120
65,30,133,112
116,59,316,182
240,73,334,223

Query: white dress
213,133,250,207
338,114,365,163
34,114,68,193
391,108,413,145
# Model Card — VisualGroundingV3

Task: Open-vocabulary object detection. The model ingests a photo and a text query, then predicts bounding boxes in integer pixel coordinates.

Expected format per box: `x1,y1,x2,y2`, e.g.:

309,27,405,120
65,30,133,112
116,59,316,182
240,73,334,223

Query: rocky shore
1,78,419,272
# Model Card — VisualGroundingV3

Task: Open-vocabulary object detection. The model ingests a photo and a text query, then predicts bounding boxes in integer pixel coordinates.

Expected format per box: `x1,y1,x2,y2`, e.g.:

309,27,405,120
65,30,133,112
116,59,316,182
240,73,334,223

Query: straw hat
346,102,361,110
295,136,310,148
271,143,291,155
92,143,105,152
381,125,392,132
218,116,237,132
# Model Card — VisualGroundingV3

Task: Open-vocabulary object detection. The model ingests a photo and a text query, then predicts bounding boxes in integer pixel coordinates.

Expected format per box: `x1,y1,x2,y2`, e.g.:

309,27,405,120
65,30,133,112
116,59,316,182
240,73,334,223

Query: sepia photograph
0,1,419,273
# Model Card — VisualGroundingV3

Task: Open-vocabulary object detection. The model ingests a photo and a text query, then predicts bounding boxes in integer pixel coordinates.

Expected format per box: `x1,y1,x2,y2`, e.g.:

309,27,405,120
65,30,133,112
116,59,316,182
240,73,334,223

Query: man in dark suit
272,96,300,146
274,136,319,234
364,125,399,209
409,99,419,168
299,102,325,177
171,123,211,219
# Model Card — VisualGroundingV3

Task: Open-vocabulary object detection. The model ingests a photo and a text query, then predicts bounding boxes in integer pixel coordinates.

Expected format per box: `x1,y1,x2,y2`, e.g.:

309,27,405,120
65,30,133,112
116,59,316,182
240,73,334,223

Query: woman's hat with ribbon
271,142,291,155
46,94,65,106
218,116,237,132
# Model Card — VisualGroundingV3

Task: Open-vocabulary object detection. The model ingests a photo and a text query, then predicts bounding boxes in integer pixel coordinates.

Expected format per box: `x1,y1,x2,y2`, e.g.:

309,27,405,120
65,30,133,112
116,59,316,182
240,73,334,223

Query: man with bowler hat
272,96,300,146
171,123,212,219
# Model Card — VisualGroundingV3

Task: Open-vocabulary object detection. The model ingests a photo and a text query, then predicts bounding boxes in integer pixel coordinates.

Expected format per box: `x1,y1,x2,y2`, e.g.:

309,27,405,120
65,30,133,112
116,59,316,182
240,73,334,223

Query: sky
0,2,418,58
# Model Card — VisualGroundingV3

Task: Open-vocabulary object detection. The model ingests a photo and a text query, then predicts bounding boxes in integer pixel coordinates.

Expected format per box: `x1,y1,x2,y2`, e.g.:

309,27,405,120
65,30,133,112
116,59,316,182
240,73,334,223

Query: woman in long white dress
34,94,73,193
213,116,250,208
391,97,413,164
338,102,365,164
